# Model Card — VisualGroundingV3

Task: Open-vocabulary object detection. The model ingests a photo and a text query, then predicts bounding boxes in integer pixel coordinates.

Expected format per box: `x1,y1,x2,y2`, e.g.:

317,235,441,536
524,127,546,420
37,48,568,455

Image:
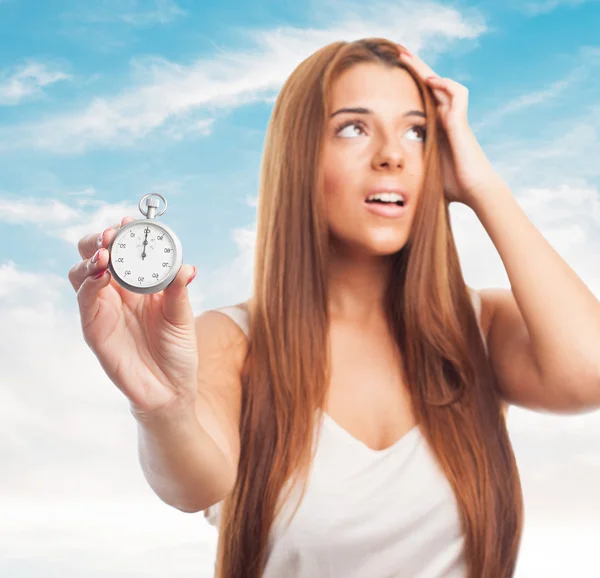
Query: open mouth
364,198,405,207
363,196,408,218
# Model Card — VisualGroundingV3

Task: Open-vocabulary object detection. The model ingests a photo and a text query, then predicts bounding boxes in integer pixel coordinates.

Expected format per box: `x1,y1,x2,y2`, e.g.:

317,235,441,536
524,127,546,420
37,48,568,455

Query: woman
69,38,600,578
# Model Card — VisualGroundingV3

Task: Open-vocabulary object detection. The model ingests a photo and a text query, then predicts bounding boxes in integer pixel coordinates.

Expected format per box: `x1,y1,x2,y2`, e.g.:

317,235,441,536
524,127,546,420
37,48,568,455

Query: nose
372,140,406,171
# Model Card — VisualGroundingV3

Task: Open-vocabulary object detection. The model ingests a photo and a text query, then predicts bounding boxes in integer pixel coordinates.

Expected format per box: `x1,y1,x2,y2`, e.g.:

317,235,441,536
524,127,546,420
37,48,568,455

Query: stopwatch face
107,219,183,294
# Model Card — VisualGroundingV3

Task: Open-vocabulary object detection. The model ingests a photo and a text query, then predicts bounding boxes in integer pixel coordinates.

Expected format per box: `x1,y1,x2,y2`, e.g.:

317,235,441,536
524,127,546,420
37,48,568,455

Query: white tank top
203,289,487,578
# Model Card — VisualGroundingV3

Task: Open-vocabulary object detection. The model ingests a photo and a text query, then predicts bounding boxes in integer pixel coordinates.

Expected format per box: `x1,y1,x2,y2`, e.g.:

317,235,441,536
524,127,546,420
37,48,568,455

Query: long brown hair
214,38,524,578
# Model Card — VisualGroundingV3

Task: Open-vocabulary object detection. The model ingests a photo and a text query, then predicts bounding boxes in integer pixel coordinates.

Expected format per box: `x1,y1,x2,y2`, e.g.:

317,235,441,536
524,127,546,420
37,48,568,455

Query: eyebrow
329,107,426,119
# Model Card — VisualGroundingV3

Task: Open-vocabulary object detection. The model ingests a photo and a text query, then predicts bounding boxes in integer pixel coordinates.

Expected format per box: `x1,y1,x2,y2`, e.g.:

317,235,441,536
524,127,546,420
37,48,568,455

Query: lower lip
363,201,408,218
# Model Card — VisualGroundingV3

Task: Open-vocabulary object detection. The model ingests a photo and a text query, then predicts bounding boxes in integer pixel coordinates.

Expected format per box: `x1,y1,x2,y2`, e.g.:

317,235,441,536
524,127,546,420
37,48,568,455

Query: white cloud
451,181,600,296
0,0,487,153
515,523,600,576
66,0,186,27
0,260,217,577
161,116,216,141
0,195,139,246
481,49,600,190
0,196,82,225
517,0,599,16
471,75,576,132
472,46,600,133
485,106,600,192
0,61,71,106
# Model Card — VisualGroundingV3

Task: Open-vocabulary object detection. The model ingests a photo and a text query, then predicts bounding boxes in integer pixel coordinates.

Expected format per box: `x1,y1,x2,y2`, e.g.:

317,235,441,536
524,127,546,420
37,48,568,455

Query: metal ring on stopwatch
138,193,167,218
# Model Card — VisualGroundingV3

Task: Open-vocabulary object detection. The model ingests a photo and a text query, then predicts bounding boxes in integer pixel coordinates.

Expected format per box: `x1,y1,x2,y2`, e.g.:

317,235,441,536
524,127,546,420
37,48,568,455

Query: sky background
1,0,600,576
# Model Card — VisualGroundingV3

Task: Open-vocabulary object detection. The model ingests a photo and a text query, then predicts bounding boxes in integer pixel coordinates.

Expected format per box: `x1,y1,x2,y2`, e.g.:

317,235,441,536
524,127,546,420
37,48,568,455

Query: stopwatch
107,193,183,294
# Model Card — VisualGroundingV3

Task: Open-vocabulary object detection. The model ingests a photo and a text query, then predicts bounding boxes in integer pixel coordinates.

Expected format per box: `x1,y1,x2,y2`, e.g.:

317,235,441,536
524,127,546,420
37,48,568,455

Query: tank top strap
467,287,488,357
213,304,250,338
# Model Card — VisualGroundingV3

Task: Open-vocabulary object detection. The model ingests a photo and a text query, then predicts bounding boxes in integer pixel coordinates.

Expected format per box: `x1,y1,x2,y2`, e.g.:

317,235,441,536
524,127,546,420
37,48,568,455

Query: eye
334,119,366,138
334,120,427,142
406,125,426,142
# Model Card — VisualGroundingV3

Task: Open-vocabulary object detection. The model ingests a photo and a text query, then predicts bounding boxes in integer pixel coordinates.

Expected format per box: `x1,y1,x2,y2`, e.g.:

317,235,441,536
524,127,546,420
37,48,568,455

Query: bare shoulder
195,302,249,354
193,303,250,485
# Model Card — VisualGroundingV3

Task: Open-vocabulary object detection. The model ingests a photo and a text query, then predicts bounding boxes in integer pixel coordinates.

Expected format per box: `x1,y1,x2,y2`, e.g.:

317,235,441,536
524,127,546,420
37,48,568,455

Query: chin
329,227,410,258
347,239,408,260
370,243,407,257
366,232,409,256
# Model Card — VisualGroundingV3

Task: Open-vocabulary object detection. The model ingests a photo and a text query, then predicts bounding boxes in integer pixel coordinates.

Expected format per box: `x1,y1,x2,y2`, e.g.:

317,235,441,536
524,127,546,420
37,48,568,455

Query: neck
327,243,395,325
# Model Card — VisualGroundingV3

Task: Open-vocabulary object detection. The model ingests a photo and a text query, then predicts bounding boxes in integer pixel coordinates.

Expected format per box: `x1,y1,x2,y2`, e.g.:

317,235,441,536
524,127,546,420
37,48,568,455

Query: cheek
322,170,358,233
323,172,343,204
404,152,426,190
322,155,353,202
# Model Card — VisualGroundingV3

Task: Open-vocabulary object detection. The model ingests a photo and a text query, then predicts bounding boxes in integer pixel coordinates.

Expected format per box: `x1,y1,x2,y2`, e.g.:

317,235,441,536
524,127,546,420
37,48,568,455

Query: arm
472,179,600,413
133,309,246,513
133,397,236,513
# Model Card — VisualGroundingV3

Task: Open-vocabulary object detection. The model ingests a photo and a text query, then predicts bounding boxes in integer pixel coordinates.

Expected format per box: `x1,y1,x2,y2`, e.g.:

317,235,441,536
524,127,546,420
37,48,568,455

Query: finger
425,77,469,116
68,245,111,293
424,76,453,106
162,264,198,326
76,266,114,331
77,216,136,260
425,76,468,98
72,215,136,291
99,216,137,251
397,48,438,80
425,76,455,92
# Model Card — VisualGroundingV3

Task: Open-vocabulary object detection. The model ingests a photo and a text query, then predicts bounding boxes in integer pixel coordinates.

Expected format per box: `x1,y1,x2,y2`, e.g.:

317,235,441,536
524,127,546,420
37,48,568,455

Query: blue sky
2,0,600,576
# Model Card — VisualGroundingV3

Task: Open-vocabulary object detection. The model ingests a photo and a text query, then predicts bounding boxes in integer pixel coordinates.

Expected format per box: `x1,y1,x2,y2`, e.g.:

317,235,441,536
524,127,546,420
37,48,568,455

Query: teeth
366,191,405,203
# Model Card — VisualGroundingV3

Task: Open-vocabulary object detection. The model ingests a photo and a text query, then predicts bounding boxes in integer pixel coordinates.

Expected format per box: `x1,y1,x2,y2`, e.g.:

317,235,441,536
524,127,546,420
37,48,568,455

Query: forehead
328,63,422,111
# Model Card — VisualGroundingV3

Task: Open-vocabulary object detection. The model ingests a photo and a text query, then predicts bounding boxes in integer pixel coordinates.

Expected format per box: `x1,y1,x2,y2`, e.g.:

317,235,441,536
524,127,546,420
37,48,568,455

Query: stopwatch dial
110,223,177,288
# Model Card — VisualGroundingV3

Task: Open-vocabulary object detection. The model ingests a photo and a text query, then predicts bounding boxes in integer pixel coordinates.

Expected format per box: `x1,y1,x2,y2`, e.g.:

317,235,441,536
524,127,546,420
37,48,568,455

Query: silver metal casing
107,218,183,295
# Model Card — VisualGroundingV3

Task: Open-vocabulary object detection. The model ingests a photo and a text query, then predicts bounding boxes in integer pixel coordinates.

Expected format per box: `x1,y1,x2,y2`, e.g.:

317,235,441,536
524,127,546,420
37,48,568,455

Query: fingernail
93,270,106,280
91,248,101,263
98,228,109,247
400,48,412,57
186,267,197,287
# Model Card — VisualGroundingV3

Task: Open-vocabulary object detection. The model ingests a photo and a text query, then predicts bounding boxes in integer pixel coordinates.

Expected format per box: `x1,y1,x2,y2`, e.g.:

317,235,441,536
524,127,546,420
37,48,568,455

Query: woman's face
321,62,426,258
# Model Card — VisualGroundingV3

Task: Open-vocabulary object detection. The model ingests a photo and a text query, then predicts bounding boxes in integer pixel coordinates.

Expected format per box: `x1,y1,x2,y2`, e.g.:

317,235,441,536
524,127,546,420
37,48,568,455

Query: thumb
161,265,197,325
